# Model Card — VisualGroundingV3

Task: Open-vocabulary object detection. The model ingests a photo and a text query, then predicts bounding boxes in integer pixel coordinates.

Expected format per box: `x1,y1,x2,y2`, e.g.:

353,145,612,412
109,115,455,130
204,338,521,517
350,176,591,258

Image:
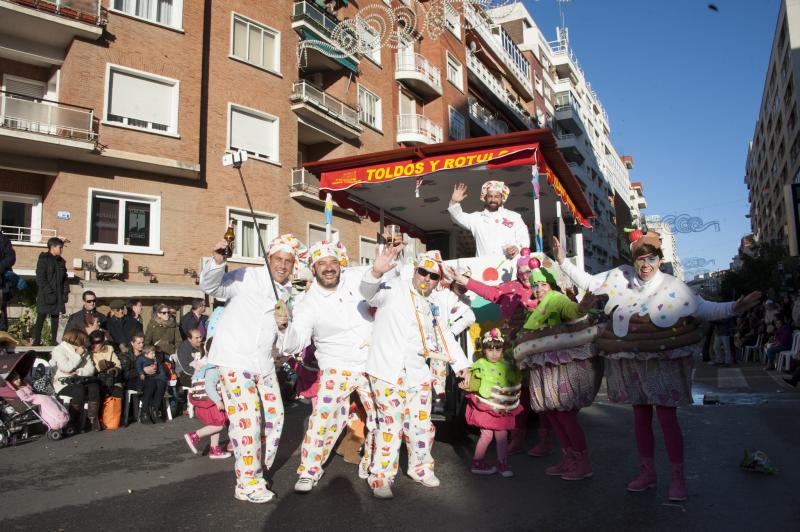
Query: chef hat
481,328,505,346
308,240,349,267
416,250,443,274
267,233,305,258
480,180,510,203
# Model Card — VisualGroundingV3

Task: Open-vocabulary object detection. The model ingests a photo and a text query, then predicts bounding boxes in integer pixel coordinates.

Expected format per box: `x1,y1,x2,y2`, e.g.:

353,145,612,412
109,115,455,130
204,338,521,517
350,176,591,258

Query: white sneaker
415,474,440,488
294,477,316,493
235,489,275,504
372,485,394,499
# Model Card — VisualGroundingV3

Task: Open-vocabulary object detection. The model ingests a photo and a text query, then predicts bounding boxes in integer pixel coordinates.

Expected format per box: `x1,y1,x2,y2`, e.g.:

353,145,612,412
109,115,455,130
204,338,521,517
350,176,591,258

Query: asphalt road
1,364,799,532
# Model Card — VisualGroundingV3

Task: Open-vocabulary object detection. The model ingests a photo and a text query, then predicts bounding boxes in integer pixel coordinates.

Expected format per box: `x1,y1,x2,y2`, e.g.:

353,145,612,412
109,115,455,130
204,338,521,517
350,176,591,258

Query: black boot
139,405,153,424
68,404,84,434
150,406,163,423
87,401,102,431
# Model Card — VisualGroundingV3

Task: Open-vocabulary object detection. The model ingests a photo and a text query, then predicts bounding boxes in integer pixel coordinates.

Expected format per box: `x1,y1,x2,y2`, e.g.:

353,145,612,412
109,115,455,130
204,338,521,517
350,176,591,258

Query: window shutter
5,78,46,99
230,108,274,158
109,70,173,126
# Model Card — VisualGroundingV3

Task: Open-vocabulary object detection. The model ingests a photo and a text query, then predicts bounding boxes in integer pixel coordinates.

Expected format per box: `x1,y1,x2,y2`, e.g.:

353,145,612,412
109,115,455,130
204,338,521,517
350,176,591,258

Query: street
1,363,799,532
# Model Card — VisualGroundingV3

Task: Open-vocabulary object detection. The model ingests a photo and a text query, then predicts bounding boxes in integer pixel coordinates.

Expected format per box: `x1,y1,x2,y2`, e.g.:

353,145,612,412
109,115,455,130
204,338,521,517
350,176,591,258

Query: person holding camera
51,329,99,433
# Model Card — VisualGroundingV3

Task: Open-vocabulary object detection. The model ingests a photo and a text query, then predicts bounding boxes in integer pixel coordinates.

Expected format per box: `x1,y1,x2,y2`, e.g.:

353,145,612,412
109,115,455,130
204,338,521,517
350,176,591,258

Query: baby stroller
0,350,67,447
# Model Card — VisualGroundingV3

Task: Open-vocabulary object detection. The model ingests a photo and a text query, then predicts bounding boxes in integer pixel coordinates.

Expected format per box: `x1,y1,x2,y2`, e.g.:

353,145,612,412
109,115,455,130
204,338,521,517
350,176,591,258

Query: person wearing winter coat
145,304,182,356
51,329,100,432
33,237,69,345
0,229,16,331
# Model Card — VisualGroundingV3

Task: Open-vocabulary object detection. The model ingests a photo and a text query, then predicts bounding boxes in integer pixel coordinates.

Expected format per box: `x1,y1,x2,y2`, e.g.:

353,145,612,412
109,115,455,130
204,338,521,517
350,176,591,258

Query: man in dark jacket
65,290,107,333
179,298,208,340
106,299,129,350
123,298,144,339
33,237,69,345
0,230,16,331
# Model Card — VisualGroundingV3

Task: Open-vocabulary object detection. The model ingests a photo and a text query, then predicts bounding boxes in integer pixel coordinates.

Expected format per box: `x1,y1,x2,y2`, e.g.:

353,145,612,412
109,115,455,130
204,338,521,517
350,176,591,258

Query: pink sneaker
544,448,574,476
627,458,657,492
668,463,687,501
184,432,200,454
209,445,232,460
527,428,553,457
496,460,514,478
561,449,593,480
470,460,497,475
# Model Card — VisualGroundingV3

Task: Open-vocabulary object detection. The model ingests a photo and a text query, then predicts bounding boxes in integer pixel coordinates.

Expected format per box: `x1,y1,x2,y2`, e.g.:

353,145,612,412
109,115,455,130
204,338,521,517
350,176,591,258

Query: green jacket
523,290,585,331
468,357,521,400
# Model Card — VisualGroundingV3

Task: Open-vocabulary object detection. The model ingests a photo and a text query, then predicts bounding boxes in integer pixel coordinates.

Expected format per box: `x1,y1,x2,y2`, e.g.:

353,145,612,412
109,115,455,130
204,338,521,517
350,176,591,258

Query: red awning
303,130,594,231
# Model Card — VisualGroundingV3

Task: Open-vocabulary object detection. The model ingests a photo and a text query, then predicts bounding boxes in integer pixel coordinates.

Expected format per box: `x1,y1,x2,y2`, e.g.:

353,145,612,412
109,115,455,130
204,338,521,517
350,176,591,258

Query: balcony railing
293,0,347,39
0,90,96,141
466,51,534,129
397,114,442,144
290,167,320,194
463,2,533,97
6,0,104,25
0,224,57,244
395,52,442,91
291,81,361,130
468,96,508,137
549,38,584,78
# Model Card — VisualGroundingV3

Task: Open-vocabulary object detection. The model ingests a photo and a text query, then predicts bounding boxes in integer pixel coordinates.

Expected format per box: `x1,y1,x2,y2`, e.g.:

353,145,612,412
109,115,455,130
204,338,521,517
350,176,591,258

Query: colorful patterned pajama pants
219,369,284,498
367,372,436,489
297,368,373,481
429,359,447,396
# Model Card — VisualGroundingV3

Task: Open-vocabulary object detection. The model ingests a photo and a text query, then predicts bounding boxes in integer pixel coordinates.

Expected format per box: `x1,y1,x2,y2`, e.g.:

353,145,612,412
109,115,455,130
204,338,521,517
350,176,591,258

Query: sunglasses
416,267,441,281
158,311,169,315
84,299,96,304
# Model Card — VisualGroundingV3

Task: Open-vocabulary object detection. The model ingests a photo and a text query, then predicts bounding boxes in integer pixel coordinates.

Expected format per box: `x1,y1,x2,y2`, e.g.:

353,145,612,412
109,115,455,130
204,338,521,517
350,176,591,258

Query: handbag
101,395,122,430
30,363,55,395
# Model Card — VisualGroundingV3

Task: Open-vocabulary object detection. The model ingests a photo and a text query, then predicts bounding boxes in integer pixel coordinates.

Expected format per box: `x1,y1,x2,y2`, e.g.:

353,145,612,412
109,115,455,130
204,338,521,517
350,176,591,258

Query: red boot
626,458,657,492
668,463,687,501
544,448,573,476
527,428,553,457
561,449,593,480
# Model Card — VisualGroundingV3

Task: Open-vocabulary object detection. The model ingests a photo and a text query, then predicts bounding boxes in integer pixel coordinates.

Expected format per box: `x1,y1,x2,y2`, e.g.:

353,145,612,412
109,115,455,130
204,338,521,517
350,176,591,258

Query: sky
520,0,781,279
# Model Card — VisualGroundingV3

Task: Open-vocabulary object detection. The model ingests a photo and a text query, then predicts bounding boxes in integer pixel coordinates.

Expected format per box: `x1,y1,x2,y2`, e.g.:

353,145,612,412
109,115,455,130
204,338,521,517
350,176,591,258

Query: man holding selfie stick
448,181,530,259
360,246,470,499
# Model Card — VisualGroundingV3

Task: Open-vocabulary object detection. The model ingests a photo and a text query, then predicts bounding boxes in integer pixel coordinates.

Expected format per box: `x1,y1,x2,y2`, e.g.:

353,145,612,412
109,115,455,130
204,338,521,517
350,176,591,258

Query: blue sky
521,0,780,278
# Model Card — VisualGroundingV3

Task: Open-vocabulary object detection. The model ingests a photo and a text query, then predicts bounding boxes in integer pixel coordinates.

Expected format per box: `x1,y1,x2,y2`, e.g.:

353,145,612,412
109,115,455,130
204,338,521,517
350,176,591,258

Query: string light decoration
297,0,517,68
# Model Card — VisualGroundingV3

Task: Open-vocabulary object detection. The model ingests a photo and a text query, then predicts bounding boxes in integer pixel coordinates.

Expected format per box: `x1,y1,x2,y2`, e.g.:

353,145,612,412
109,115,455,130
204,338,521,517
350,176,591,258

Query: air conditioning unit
95,252,124,274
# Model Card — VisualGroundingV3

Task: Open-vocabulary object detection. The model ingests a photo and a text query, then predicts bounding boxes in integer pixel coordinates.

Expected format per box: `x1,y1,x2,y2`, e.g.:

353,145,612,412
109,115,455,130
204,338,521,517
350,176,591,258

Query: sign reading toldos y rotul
320,142,537,191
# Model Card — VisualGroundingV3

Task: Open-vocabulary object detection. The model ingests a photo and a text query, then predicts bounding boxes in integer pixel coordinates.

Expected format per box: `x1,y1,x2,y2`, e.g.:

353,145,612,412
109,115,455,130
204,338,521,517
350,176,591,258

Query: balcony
463,2,533,100
290,167,320,196
554,93,585,135
396,114,442,146
395,52,442,99
549,38,583,83
468,96,508,137
292,1,358,73
0,0,103,55
0,89,97,158
0,224,57,245
291,80,361,144
466,51,535,131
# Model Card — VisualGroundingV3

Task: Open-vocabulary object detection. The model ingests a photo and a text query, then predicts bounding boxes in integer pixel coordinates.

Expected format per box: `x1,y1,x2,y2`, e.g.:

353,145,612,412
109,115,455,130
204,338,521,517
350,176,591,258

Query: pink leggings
633,404,684,463
544,409,587,452
473,429,509,462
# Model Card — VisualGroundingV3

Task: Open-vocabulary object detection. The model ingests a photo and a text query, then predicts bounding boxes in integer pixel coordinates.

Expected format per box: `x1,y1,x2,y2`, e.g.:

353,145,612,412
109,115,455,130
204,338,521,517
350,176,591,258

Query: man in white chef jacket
279,241,376,493
199,233,304,504
448,180,530,259
360,247,470,499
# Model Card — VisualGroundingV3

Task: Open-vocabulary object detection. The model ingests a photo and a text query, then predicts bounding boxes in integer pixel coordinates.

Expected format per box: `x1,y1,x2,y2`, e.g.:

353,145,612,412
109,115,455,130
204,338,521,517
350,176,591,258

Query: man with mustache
278,241,375,493
360,247,470,498
448,180,530,259
200,233,305,504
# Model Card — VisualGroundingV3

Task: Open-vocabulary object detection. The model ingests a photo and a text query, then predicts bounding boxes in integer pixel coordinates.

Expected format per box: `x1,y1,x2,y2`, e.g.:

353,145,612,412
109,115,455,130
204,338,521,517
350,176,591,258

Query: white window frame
448,106,465,140
446,52,463,91
84,188,163,255
357,84,382,131
445,5,461,39
0,192,44,245
227,103,280,165
102,64,180,137
229,13,281,76
225,207,279,264
110,0,184,32
307,223,340,246
359,236,377,266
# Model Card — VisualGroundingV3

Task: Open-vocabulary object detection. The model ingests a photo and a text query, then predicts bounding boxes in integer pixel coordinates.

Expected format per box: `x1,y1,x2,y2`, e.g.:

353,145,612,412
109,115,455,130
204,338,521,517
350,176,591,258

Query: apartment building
744,0,800,246
0,0,559,319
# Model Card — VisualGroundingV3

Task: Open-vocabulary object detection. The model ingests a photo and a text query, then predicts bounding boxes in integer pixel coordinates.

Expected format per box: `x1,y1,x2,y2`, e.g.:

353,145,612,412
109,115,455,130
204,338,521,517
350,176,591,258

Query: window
226,208,278,261
112,0,183,30
308,224,339,246
445,5,460,39
105,65,179,135
358,85,382,130
449,106,465,140
0,193,43,243
87,189,161,252
359,24,381,65
359,237,377,266
228,104,279,162
231,14,280,73
446,53,462,90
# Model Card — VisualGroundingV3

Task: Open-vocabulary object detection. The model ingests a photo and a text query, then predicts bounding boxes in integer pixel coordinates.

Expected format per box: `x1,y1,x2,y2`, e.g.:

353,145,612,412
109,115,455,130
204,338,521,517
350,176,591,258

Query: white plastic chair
743,334,763,362
777,331,800,372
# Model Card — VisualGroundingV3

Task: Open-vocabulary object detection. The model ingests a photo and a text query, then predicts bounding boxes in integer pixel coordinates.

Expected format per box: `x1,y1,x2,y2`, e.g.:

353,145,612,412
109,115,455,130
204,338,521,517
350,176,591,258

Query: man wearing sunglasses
360,247,470,499
65,290,107,334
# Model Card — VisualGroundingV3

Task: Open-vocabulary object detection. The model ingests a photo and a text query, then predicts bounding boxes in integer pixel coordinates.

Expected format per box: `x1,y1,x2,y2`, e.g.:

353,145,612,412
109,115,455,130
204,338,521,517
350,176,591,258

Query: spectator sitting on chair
119,333,145,393
105,299,129,351
176,328,205,388
89,330,124,404
123,298,144,340
145,304,182,358
51,329,99,433
65,290,106,333
180,299,208,340
135,344,168,424
33,237,69,346
765,314,793,371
